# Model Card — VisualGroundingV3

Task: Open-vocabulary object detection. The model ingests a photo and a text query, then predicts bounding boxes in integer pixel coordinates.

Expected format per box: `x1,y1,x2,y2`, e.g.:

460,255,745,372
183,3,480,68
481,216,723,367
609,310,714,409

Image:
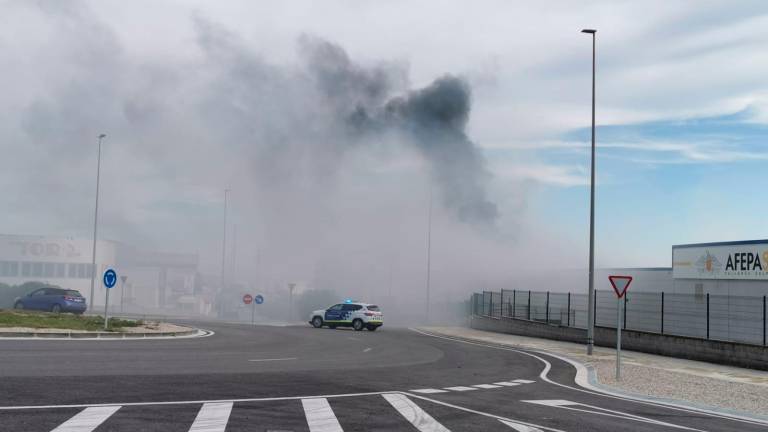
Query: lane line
382,393,450,432
411,389,449,394
50,406,121,432
494,382,522,387
247,357,298,362
409,328,768,427
302,398,343,432
363,347,372,353
499,419,544,431
473,384,502,389
0,391,389,411
512,379,535,384
188,402,233,432
443,386,477,392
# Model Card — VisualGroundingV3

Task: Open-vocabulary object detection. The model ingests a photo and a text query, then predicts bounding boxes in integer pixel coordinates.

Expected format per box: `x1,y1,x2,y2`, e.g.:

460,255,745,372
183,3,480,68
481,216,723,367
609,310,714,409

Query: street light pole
220,189,230,300
88,134,106,311
425,182,433,324
582,28,597,355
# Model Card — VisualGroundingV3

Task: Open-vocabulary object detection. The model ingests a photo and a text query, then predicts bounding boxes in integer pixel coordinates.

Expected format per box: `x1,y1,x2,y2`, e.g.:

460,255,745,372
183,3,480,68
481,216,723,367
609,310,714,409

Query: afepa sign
672,240,768,280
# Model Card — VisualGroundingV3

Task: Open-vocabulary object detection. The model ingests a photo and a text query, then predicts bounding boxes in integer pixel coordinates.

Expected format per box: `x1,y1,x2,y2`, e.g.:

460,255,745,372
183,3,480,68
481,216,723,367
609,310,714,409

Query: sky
2,0,768,298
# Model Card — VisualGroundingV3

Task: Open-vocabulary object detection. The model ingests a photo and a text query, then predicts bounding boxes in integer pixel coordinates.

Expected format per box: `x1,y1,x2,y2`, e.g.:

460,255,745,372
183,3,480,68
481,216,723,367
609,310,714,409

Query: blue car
14,287,87,314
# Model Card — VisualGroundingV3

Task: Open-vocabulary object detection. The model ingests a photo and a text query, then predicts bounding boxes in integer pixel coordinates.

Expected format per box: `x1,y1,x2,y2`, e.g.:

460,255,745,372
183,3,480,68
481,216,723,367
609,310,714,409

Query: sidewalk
421,326,768,417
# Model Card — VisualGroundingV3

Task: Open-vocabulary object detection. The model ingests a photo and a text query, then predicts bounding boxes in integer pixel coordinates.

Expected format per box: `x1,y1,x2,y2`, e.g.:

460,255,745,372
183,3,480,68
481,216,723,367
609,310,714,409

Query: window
30,289,46,296
56,263,66,278
366,305,380,312
7,262,18,277
77,263,86,279
32,262,43,277
342,304,362,311
68,263,77,278
64,290,82,297
45,288,62,296
328,304,343,311
695,283,704,302
44,262,55,278
21,262,31,277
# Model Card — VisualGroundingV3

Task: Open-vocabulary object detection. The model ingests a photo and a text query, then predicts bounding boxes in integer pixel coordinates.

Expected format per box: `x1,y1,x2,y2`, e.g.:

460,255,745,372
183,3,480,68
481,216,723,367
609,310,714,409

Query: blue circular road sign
254,294,264,304
103,268,117,289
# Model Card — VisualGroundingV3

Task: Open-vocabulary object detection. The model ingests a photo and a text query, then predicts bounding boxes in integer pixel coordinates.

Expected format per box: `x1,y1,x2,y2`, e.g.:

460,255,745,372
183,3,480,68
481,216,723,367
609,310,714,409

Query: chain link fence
472,290,768,347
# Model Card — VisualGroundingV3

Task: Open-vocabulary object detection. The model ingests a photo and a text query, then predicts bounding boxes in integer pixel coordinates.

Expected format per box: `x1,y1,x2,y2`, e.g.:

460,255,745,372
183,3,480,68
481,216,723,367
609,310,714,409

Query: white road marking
494,382,522,387
522,399,702,431
247,357,298,362
411,389,449,394
363,347,372,353
473,384,502,389
50,406,121,432
382,393,450,432
403,392,565,432
410,328,768,428
443,386,477,392
499,419,544,431
188,402,233,432
302,398,343,432
512,379,535,384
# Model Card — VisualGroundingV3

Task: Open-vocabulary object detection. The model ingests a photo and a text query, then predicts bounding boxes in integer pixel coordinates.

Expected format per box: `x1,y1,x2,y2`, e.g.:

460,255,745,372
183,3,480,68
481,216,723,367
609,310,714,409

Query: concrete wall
470,315,768,371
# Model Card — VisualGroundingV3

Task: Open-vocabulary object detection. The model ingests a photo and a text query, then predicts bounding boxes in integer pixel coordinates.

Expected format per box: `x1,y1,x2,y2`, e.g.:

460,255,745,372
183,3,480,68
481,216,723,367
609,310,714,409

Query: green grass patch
0,310,143,332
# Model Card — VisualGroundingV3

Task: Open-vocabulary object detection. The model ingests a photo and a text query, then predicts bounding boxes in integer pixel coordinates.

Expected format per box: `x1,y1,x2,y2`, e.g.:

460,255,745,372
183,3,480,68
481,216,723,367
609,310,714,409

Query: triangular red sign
608,275,633,298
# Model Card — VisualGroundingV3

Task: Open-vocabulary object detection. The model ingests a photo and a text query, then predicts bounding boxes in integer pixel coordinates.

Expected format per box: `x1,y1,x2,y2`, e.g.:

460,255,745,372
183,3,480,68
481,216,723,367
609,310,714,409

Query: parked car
13,287,87,314
309,301,383,331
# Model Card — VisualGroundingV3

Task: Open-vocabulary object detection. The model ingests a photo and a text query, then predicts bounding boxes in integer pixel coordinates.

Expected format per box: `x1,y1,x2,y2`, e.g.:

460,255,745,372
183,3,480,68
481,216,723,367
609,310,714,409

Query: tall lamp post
88,133,106,311
425,182,433,324
220,189,230,304
581,28,597,355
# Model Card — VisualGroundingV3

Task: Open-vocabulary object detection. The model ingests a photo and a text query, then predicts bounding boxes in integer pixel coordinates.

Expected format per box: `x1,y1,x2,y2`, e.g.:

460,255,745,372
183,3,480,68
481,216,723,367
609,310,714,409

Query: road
0,322,765,431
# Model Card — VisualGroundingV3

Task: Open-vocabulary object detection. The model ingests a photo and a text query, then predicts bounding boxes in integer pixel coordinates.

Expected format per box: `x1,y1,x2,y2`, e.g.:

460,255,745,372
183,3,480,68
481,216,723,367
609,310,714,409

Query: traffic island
0,310,200,338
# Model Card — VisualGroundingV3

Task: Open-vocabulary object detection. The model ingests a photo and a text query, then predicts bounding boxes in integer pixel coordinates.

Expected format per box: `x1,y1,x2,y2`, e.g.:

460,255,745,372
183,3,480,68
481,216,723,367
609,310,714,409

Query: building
0,234,210,315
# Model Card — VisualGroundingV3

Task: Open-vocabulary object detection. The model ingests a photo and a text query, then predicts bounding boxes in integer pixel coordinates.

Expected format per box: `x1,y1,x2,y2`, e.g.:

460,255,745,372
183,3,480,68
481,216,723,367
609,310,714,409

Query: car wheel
352,319,364,331
13,302,24,310
367,325,378,331
311,316,323,328
51,304,62,314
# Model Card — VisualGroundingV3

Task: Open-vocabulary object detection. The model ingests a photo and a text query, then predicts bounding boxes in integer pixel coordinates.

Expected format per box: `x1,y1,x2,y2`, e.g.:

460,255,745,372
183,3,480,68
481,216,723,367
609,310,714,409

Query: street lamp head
98,134,106,139
581,29,597,34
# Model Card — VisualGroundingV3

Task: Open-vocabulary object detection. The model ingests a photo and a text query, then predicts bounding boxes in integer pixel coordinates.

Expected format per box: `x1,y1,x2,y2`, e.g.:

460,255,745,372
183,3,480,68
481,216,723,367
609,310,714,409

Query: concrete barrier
470,315,768,371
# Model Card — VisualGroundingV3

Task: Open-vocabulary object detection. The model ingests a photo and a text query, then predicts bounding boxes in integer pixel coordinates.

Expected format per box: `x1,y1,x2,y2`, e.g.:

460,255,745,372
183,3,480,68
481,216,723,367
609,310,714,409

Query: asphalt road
0,322,765,431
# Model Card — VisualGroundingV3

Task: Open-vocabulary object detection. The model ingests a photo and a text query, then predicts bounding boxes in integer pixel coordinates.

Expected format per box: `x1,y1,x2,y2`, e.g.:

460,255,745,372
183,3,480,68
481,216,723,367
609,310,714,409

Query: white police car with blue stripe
309,301,383,331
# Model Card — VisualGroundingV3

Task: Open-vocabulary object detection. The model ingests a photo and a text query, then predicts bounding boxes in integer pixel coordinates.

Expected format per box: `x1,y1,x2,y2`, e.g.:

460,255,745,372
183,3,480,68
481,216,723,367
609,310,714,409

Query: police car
309,301,383,331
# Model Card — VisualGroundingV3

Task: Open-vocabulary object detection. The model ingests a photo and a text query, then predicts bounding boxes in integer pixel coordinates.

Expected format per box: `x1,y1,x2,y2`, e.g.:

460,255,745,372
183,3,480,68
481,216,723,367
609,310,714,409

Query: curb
0,328,200,339
414,327,768,426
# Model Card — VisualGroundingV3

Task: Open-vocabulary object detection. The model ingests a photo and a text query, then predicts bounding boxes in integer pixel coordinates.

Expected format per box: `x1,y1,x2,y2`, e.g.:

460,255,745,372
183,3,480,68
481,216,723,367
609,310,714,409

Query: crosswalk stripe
499,419,544,431
50,406,121,432
443,386,477,392
302,398,343,432
188,402,233,432
494,382,521,387
512,379,535,384
382,393,450,432
411,389,449,394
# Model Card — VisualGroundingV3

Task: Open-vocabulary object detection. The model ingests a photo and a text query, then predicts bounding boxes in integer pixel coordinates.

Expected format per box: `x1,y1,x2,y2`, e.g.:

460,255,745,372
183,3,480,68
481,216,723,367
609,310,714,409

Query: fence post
623,295,627,330
567,292,571,327
661,292,665,334
489,293,494,318
763,295,766,347
546,291,550,324
512,290,516,319
706,293,710,340
528,290,532,320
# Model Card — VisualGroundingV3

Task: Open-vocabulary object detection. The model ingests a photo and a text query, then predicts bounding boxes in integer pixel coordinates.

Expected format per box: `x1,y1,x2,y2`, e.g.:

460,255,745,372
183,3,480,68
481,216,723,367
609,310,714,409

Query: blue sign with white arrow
254,294,264,304
103,268,117,289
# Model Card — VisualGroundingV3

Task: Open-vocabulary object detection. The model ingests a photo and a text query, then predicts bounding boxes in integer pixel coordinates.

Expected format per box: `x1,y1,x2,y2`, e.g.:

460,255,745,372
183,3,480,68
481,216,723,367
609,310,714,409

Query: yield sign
608,275,632,298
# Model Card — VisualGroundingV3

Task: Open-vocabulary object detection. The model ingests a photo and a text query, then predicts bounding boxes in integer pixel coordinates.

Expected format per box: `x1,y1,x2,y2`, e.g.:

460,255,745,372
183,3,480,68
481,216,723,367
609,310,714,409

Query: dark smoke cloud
297,37,498,224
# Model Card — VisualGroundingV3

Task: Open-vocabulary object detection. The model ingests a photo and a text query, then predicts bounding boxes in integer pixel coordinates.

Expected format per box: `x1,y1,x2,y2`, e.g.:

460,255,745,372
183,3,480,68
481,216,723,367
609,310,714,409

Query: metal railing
471,289,768,347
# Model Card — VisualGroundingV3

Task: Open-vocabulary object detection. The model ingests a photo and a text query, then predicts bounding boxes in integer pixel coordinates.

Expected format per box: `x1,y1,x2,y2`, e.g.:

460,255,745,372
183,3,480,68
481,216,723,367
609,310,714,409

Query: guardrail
471,289,768,347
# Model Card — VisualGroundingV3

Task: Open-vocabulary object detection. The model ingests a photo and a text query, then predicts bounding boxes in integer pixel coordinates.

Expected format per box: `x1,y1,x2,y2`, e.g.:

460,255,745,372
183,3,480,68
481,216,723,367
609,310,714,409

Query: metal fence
471,290,768,347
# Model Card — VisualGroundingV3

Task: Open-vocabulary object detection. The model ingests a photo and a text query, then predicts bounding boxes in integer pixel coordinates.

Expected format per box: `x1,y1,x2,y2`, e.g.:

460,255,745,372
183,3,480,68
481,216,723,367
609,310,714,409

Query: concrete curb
415,327,768,426
0,327,201,339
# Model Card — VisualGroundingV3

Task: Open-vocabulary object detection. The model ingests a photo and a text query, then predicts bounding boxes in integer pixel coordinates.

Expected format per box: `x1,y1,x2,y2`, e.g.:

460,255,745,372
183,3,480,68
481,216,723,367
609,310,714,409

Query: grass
0,309,143,332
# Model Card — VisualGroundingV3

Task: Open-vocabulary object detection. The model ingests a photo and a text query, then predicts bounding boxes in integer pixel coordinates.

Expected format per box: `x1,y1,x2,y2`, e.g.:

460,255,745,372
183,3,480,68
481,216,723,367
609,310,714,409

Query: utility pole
425,182,433,324
219,189,230,316
89,134,106,311
581,28,598,355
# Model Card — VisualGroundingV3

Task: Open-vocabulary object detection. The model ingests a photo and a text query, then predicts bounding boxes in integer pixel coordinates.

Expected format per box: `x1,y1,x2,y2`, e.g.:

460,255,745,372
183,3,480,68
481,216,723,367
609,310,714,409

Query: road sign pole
104,287,110,331
616,296,622,381
251,300,256,326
